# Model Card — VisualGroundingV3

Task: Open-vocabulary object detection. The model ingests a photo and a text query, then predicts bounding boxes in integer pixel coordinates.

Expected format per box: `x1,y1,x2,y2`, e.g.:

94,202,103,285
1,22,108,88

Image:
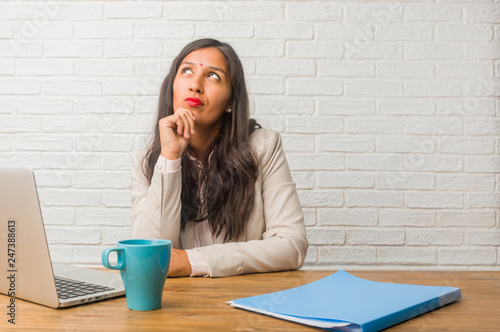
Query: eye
181,67,193,74
207,72,221,80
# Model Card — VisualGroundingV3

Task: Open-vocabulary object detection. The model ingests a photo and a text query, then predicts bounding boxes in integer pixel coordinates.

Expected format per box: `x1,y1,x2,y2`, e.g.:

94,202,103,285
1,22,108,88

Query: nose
189,75,203,94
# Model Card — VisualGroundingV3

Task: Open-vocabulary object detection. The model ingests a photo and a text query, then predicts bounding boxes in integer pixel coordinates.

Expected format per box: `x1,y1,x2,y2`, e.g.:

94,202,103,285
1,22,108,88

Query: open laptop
0,167,125,308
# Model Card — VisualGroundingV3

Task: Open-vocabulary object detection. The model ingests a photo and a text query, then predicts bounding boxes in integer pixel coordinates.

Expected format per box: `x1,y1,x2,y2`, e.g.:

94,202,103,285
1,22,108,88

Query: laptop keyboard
55,277,115,300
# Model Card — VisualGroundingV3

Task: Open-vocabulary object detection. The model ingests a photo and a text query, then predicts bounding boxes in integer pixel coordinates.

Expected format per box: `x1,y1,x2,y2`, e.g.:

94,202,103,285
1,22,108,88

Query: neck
188,126,221,162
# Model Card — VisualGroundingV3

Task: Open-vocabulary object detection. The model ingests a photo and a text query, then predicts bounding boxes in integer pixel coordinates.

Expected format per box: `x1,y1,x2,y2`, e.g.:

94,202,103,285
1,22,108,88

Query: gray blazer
130,128,308,277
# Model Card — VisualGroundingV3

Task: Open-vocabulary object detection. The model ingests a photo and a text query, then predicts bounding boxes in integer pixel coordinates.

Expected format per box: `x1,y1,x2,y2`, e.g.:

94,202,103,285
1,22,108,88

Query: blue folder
228,270,461,332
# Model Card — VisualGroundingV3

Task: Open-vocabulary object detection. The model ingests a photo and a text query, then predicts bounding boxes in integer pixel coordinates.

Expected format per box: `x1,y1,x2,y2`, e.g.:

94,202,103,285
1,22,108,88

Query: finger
187,110,196,121
177,112,194,139
179,111,196,135
171,108,195,138
179,112,193,139
174,114,185,137
175,107,196,122
159,117,176,130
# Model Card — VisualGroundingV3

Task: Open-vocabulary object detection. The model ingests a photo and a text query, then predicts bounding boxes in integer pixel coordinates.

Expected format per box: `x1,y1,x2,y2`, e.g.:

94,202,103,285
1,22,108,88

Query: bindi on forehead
200,63,203,67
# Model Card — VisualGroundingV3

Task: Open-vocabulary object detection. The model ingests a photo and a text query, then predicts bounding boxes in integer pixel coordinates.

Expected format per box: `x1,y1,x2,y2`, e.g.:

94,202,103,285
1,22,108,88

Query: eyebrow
181,61,227,77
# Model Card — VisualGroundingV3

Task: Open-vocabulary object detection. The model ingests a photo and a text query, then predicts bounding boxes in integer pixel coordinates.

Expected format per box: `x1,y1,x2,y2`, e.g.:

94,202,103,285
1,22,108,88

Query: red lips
185,97,204,107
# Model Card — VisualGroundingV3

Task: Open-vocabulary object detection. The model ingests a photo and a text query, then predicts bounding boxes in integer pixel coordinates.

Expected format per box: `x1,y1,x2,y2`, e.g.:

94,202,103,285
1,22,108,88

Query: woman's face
172,47,232,130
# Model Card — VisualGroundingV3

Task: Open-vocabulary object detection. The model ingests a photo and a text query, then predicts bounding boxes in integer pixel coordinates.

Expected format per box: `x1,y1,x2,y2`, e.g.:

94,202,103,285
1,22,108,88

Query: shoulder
131,149,147,168
130,149,149,179
250,128,282,152
250,128,283,165
250,127,280,142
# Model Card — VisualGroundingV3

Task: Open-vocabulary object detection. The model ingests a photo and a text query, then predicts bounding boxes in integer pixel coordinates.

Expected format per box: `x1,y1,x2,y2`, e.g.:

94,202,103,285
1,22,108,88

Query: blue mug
102,239,171,311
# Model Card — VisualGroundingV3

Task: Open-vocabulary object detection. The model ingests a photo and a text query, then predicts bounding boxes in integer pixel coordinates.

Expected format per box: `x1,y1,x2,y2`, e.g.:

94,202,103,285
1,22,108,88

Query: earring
227,108,232,113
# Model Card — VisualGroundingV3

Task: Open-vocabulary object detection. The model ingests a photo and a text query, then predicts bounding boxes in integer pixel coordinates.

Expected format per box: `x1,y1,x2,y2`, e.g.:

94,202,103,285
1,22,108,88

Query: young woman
130,38,308,277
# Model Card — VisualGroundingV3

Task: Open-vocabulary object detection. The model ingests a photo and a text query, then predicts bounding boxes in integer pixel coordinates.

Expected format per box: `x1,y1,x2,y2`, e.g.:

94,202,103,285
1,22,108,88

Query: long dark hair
143,38,260,242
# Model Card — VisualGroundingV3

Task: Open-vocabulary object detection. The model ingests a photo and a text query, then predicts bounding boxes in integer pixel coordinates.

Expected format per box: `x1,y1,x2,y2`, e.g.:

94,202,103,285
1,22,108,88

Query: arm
130,154,194,277
196,129,308,277
129,152,183,248
130,107,195,248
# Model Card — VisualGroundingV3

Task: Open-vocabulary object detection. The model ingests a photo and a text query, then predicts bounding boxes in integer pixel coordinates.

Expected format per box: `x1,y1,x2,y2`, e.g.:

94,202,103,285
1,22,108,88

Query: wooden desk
2,270,499,331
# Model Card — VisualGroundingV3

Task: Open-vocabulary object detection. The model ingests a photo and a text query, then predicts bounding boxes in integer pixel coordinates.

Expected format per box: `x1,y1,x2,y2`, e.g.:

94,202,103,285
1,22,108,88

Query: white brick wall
1,1,499,271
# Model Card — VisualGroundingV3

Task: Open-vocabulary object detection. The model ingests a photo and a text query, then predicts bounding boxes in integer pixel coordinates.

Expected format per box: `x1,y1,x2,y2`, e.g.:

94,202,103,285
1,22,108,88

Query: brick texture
2,1,498,270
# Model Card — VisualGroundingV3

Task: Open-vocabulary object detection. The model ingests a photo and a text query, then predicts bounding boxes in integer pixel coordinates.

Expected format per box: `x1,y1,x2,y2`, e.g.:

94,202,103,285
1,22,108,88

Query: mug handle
102,248,126,270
